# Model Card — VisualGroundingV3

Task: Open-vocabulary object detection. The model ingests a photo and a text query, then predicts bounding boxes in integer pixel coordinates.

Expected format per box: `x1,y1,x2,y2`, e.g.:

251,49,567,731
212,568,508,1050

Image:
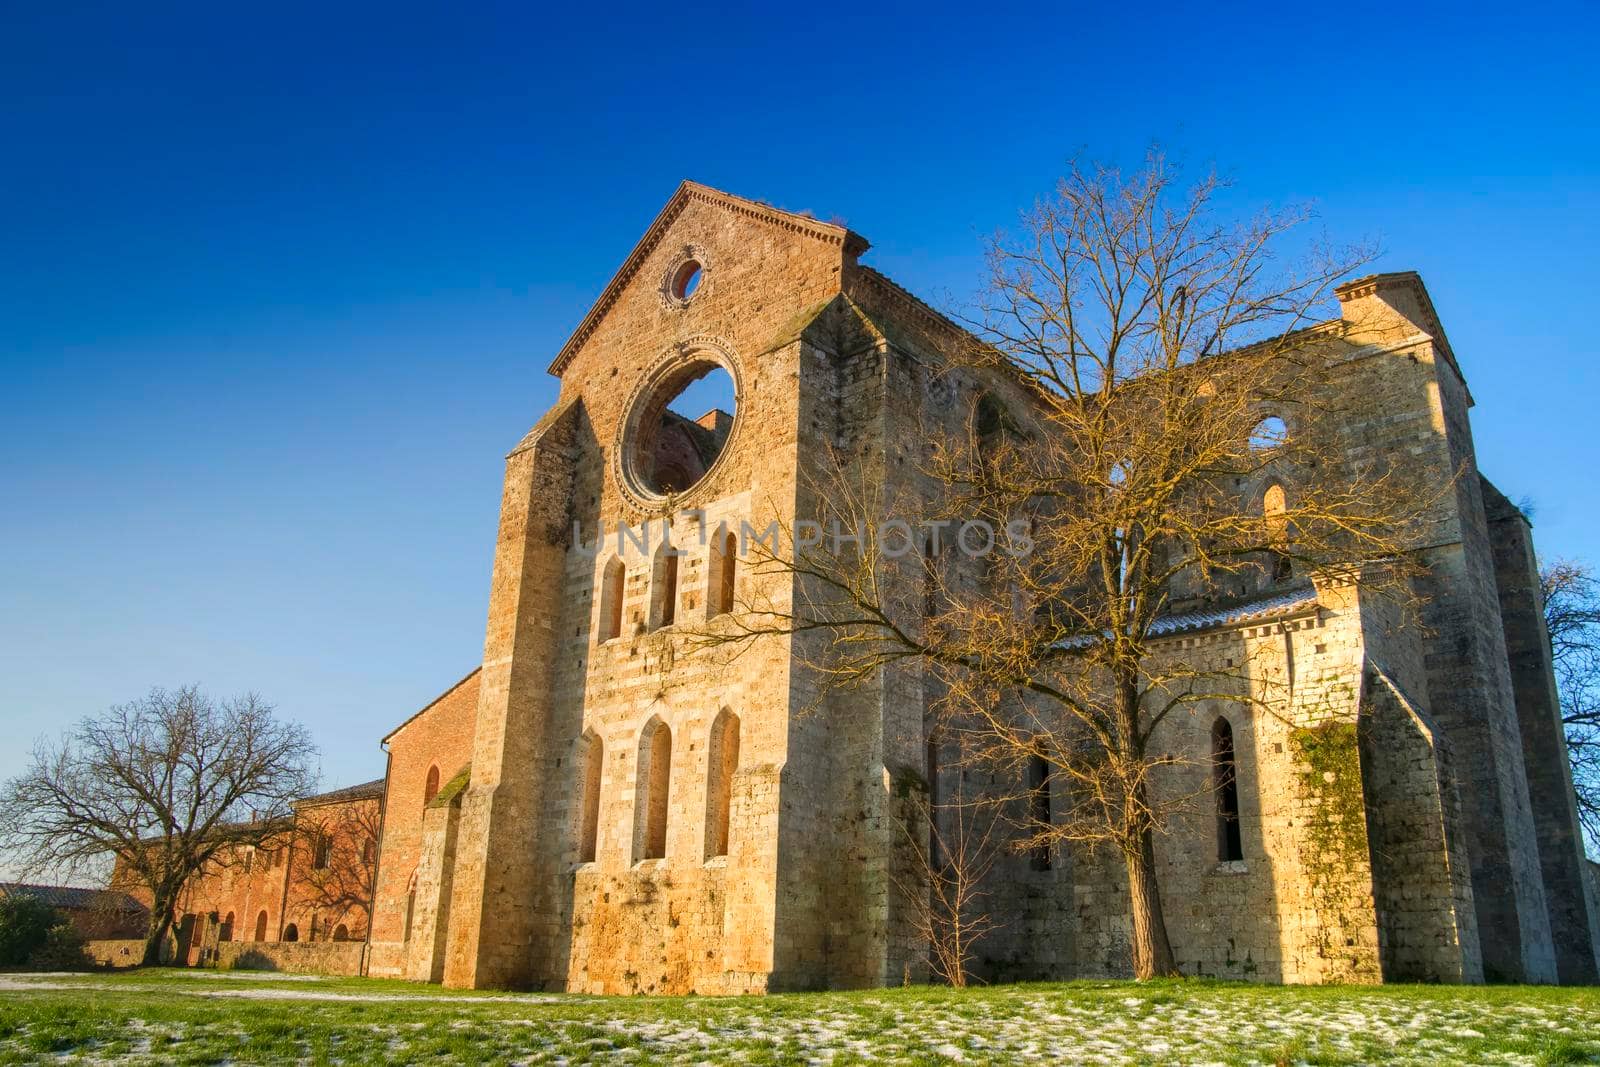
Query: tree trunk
1125,822,1180,979
141,920,168,967
142,893,175,967
1115,671,1181,980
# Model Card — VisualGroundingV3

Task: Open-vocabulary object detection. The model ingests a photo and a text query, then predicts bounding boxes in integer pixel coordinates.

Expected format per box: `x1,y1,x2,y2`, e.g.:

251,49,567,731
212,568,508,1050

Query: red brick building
0,882,147,940
104,672,481,973
366,669,479,979
112,779,382,966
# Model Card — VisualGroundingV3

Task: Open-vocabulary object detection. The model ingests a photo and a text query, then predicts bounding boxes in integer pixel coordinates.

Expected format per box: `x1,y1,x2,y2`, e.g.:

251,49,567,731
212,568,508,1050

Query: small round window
662,250,707,308
627,358,737,497
670,260,702,301
1248,416,1288,451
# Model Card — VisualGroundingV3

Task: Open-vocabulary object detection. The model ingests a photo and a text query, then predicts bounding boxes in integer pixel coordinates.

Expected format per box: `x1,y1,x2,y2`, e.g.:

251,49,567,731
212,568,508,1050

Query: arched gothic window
635,718,672,861
975,393,1005,442
712,528,737,616
704,710,740,858
1213,717,1244,862
650,541,678,630
599,556,626,641
923,539,935,618
1249,415,1289,451
424,765,440,807
1028,754,1052,871
926,730,943,870
578,731,603,863
1263,483,1290,581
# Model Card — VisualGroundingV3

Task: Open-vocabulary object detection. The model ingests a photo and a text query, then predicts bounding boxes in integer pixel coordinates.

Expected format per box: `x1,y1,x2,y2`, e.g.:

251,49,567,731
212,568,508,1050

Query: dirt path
0,973,560,1004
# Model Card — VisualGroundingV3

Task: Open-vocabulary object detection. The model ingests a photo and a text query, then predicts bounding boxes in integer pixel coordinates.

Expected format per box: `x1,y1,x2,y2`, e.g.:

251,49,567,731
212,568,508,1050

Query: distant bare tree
696,150,1430,979
0,686,316,965
293,800,381,938
1541,559,1600,846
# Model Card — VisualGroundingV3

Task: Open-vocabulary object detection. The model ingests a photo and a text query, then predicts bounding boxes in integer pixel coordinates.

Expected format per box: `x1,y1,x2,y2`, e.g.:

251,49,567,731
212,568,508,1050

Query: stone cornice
850,264,969,342
1335,270,1467,393
846,266,1052,406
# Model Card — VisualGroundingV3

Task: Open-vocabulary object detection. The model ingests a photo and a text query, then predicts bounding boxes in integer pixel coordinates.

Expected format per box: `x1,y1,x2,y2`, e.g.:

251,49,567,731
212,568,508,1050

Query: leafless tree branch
0,686,317,965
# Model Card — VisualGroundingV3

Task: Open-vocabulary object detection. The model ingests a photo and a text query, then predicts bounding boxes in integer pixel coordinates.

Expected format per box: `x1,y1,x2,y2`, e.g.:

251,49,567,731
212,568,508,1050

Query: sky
4,2,1599,816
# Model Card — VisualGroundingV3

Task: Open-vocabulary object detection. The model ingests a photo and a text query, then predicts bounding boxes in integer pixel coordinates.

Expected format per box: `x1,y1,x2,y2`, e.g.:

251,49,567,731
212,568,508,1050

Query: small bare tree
293,799,381,938
0,686,316,965
698,151,1429,979
891,773,1005,987
1541,559,1600,846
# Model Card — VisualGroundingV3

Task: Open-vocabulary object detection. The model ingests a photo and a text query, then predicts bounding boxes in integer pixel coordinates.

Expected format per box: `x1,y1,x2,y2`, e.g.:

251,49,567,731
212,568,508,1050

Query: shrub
28,921,86,970
0,894,62,966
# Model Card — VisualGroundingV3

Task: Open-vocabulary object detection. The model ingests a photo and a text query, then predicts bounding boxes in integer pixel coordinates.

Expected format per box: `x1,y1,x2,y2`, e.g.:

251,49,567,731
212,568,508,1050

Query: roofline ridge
850,264,969,339
295,777,387,808
845,266,1056,406
546,181,869,378
680,181,866,250
381,665,484,744
0,880,123,893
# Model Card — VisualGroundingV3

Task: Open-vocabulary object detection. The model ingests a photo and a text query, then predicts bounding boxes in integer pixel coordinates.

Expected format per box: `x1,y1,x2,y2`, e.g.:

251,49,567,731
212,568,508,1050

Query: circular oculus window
660,247,709,309
617,341,741,505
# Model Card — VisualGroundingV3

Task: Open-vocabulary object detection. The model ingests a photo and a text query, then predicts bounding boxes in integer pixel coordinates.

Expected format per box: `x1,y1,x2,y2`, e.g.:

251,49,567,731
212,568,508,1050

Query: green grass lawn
1,968,1597,1065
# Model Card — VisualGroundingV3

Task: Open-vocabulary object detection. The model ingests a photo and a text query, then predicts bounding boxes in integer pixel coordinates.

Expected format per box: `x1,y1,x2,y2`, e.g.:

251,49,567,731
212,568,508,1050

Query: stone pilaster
442,406,579,989
1483,480,1600,983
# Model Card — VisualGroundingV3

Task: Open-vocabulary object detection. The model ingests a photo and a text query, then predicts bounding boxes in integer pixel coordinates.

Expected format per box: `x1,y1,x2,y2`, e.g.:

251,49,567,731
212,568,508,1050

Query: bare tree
293,799,381,938
699,151,1429,979
1541,559,1600,846
891,773,1005,987
0,686,317,965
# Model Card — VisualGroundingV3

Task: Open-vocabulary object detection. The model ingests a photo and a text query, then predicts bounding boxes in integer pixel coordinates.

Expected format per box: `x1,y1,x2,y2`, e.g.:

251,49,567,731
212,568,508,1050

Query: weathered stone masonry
359,183,1596,990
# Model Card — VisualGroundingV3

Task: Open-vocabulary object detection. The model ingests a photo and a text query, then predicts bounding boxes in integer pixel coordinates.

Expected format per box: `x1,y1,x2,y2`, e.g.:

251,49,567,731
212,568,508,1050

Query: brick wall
114,792,377,966
1069,573,1484,985
430,186,851,992
1359,667,1482,981
367,669,479,978
1315,276,1555,981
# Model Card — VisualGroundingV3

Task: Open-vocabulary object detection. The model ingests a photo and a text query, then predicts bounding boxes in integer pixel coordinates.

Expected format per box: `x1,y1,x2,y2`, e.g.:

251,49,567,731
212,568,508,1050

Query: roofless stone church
341,182,1598,990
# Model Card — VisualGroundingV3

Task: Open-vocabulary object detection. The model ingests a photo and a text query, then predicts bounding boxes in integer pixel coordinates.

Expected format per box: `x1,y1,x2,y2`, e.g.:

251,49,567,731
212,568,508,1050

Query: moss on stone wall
427,765,472,810
1289,720,1379,979
1290,722,1369,861
889,766,928,798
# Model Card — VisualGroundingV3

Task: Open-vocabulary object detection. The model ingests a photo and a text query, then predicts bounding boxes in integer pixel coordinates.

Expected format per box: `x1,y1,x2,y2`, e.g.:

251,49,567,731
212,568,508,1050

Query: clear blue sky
4,2,1598,803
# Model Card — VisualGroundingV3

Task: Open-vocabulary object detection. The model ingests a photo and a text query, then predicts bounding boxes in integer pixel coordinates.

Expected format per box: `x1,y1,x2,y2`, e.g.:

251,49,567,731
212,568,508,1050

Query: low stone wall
215,941,365,976
80,939,147,968
76,938,367,975
365,940,407,979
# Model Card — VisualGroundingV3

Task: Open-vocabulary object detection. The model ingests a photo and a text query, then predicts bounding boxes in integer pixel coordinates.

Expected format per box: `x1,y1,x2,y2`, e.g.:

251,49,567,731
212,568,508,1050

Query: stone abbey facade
341,183,1600,991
